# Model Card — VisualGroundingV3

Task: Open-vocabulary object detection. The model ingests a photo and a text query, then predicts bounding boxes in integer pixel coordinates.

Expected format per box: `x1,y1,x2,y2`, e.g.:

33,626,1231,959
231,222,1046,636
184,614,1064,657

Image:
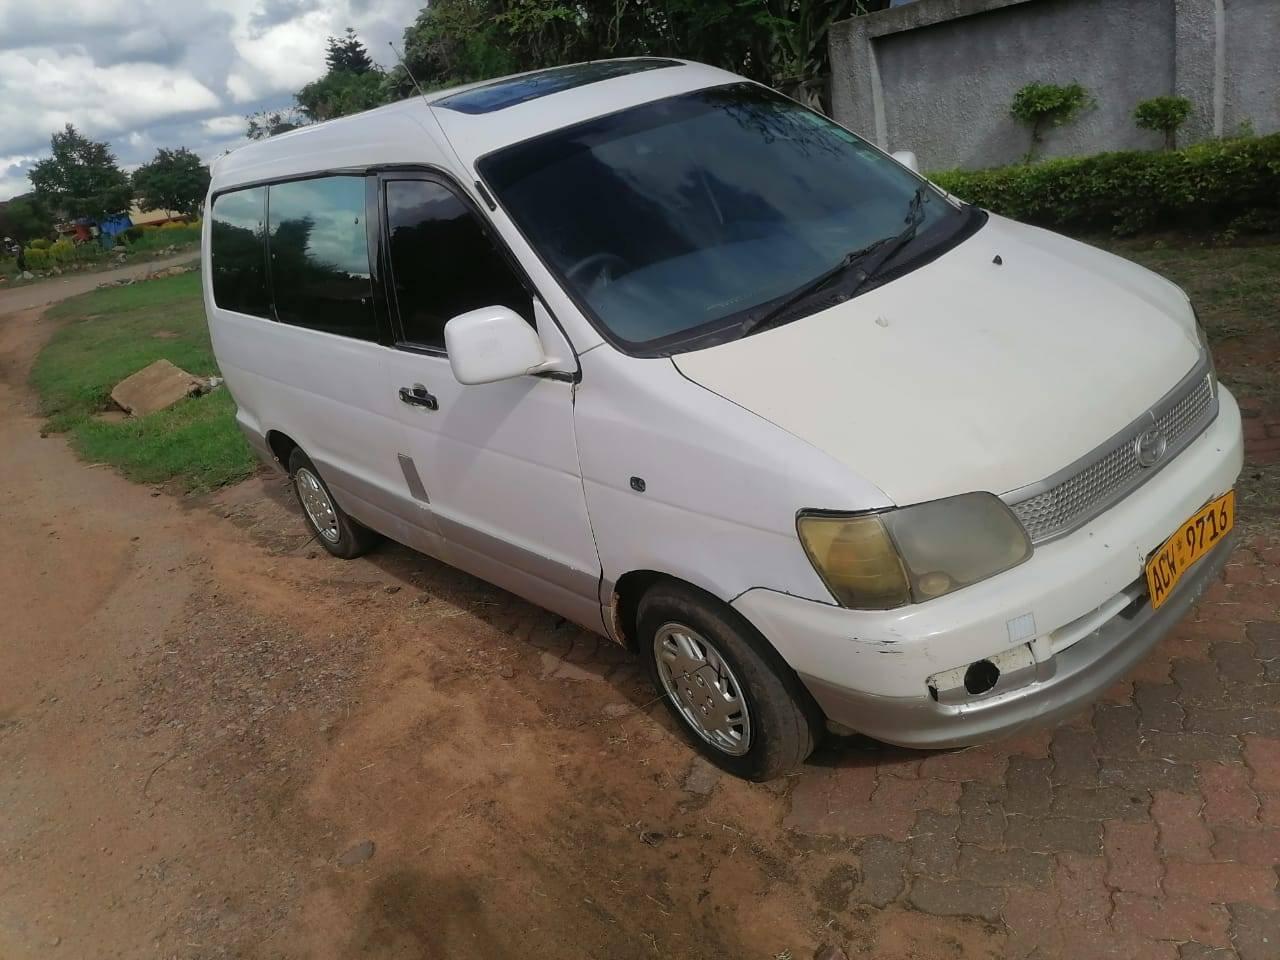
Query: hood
673,214,1202,506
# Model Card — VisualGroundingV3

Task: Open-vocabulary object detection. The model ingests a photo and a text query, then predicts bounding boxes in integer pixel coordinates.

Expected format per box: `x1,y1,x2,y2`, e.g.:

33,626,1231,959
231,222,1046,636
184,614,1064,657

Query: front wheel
639,582,822,781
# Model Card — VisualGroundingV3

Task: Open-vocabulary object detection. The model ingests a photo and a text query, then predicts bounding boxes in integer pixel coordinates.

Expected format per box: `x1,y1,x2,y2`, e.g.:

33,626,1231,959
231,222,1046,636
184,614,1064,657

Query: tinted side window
384,179,531,350
267,177,376,340
210,187,269,318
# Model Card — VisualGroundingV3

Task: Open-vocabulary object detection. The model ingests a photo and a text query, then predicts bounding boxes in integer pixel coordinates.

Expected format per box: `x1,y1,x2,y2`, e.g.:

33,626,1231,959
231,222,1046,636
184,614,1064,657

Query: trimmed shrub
931,132,1280,235
29,237,51,250
21,239,110,271
1134,95,1192,150
1010,81,1093,159
23,247,51,270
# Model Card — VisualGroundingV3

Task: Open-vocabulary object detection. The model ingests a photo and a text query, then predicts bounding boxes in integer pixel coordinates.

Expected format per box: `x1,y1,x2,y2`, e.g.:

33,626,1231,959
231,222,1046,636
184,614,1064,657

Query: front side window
480,83,978,354
384,179,531,351
267,176,376,341
210,187,269,318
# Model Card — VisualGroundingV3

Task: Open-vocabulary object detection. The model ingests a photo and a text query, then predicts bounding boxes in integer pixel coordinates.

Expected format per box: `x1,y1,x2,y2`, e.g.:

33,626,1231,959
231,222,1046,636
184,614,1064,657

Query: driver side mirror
444,306,548,385
891,150,919,173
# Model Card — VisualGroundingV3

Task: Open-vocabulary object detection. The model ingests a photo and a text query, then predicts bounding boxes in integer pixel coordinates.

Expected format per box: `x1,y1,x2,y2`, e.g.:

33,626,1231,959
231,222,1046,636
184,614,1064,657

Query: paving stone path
785,528,1280,959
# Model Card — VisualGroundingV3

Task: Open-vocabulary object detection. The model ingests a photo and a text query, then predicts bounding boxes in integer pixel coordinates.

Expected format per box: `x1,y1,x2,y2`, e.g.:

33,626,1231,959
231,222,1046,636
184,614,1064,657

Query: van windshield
479,83,979,354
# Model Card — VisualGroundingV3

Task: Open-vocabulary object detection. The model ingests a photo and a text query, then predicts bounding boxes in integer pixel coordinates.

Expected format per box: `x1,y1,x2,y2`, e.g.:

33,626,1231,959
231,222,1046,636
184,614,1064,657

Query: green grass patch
31,270,255,492
124,223,202,253
1095,234,1280,405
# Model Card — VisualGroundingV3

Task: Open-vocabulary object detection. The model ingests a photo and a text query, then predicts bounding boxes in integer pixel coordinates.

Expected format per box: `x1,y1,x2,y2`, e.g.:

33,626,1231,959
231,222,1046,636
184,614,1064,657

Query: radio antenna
388,41,429,101
387,41,494,209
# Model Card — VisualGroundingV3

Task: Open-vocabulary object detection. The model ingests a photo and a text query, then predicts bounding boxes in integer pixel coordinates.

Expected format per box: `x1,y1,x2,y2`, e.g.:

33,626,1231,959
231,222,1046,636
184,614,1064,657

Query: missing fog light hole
964,659,1001,696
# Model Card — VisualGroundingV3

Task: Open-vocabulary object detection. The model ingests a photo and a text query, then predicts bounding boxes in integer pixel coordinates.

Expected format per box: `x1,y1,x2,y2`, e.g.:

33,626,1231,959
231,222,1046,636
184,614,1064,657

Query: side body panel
204,305,448,561
383,344,603,633
573,347,892,613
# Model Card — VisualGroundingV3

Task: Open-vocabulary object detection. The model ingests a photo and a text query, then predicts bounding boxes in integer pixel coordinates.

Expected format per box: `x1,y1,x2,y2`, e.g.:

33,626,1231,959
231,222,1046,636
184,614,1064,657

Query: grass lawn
31,270,256,492
1100,234,1280,407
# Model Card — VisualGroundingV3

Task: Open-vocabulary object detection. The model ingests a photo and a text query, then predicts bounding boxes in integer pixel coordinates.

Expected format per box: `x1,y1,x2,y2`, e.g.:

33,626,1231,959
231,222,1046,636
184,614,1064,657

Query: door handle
398,384,438,411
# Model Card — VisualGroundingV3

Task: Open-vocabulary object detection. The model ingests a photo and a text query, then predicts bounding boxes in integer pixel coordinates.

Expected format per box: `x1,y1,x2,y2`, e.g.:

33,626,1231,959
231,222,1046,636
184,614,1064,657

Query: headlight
797,493,1032,610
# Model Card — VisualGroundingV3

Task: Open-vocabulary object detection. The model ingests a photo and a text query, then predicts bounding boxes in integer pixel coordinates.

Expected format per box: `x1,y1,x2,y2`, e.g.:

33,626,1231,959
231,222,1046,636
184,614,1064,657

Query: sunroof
434,59,682,115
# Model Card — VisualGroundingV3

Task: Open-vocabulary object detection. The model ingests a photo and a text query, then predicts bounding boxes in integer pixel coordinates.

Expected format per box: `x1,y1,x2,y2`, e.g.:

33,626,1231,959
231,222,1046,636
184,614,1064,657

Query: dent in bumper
798,531,1234,749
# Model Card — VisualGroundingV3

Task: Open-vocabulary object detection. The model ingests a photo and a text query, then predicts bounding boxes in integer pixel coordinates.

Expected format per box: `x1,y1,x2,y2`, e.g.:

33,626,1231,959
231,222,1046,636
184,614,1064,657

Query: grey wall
1224,0,1280,138
831,0,1280,171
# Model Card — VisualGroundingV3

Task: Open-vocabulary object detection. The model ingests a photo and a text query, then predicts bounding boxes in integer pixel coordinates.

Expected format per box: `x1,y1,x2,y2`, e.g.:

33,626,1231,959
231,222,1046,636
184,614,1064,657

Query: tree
326,27,375,74
291,29,386,125
1134,95,1192,150
296,66,386,122
1010,81,1094,161
245,107,307,140
131,147,211,217
387,0,890,101
0,194,54,244
28,124,132,222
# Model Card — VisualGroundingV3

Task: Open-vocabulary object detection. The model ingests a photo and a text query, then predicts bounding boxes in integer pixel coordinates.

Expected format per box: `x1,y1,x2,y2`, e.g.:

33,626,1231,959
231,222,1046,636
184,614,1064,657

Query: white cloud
0,154,39,201
0,0,426,195
225,9,333,103
0,48,220,155
202,114,248,137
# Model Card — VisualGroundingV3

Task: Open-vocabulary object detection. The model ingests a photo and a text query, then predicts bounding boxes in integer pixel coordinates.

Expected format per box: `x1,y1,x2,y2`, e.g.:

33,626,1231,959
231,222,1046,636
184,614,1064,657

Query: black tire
638,581,822,781
287,448,379,559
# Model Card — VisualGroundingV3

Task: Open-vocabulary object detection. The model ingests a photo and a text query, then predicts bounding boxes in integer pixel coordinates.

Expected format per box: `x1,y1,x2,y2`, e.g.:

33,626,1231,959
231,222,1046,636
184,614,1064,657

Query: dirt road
0,267,868,959
2,261,1278,960
0,253,199,314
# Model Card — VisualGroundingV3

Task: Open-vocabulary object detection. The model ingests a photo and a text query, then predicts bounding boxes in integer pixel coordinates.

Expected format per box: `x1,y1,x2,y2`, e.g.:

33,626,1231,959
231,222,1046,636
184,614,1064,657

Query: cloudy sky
0,0,425,201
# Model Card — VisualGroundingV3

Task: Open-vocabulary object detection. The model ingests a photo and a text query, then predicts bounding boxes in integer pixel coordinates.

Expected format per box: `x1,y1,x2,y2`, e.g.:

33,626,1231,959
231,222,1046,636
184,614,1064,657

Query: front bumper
732,386,1243,749
798,531,1232,747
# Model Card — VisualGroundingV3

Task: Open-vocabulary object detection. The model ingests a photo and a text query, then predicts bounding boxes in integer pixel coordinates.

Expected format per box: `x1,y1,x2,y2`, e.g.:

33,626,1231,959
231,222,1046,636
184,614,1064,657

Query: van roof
209,58,744,192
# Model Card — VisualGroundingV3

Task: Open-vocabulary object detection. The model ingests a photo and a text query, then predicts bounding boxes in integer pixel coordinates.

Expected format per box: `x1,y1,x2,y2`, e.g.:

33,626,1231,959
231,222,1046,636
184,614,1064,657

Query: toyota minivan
203,58,1243,780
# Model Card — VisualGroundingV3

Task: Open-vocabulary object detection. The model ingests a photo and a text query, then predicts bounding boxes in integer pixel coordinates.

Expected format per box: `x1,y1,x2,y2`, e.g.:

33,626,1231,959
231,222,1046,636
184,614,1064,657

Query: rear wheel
287,448,379,559
639,582,821,780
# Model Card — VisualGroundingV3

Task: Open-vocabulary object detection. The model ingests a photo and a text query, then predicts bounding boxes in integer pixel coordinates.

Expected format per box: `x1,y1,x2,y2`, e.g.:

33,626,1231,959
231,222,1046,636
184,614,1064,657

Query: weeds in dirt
30,270,255,491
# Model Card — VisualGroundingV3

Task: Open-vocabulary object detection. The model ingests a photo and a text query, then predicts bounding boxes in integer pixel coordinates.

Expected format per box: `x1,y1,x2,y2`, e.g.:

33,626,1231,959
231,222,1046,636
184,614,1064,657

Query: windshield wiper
841,187,929,301
740,187,929,337
740,237,890,336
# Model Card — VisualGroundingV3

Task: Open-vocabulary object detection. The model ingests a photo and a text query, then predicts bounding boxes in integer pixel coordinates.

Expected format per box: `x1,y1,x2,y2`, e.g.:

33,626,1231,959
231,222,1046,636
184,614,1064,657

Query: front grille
1006,362,1217,544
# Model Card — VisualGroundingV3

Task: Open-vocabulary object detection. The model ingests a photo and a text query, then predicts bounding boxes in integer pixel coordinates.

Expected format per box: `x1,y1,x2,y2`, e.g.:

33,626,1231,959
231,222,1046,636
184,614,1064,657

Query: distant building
128,203,189,227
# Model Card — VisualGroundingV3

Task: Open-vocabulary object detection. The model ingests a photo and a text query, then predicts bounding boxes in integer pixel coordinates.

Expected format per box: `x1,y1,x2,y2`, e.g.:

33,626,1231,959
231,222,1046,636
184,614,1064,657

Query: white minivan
203,58,1243,779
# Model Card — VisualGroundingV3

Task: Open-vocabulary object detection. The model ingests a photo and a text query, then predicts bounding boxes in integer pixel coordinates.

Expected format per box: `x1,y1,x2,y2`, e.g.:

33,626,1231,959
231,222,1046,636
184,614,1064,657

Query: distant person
15,244,26,274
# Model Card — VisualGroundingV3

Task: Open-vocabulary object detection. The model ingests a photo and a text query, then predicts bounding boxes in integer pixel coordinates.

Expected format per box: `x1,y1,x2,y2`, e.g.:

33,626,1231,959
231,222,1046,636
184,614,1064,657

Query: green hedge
931,133,1280,234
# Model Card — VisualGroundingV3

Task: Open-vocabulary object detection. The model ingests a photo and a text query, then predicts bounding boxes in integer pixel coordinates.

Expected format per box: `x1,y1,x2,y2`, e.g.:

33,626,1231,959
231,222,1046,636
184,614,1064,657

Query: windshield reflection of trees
504,86,858,282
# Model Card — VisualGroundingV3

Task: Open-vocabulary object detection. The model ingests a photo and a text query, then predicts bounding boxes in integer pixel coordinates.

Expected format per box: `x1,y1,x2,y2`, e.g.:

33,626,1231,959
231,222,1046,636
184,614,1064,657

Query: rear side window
384,179,531,350
210,187,269,318
267,176,376,341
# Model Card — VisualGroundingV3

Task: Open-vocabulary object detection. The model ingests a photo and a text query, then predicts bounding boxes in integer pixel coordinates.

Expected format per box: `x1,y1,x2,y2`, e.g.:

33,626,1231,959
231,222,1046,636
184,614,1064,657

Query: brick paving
785,532,1280,958
1240,397,1280,466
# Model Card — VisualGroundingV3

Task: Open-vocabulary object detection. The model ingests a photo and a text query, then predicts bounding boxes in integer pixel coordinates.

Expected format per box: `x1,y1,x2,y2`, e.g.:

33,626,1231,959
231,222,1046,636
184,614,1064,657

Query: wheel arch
610,569,773,662
265,429,300,470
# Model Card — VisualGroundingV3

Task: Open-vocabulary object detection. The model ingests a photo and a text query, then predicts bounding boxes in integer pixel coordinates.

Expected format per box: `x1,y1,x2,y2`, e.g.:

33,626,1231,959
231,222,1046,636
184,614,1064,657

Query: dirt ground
0,252,199,314
2,265,1279,960
0,279,878,959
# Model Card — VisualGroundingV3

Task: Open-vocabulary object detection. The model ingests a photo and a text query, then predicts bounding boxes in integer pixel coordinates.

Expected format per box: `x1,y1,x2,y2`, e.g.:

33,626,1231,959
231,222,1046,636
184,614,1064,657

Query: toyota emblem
1134,425,1168,468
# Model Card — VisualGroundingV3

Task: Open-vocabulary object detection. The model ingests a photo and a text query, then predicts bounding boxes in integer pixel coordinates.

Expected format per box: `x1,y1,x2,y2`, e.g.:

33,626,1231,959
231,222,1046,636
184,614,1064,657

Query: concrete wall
1224,0,1280,138
831,0,1280,171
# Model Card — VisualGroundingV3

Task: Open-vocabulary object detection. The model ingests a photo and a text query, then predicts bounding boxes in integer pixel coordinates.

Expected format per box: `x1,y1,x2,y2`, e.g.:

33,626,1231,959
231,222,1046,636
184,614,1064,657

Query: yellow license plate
1145,490,1235,610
